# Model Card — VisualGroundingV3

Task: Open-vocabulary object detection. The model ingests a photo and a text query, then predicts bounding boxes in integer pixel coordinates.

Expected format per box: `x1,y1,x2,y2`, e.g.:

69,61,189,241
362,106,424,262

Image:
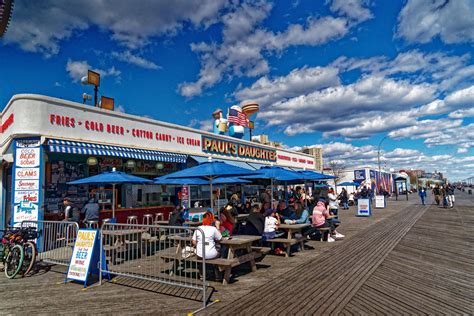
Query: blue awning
47,139,187,163
246,162,270,170
190,155,254,170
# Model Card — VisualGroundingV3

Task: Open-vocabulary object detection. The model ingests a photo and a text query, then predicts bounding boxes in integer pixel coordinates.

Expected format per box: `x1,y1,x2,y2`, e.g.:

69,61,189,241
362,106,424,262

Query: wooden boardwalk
0,192,472,315
209,194,474,315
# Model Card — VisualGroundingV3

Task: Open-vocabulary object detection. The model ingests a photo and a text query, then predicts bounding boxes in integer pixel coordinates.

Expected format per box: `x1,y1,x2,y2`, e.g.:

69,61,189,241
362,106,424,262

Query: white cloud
111,51,160,70
179,0,372,97
449,108,474,118
5,0,229,55
314,141,472,181
188,118,213,132
397,0,474,44
235,66,340,108
254,74,436,137
389,118,463,140
66,60,121,82
329,0,373,22
332,50,474,91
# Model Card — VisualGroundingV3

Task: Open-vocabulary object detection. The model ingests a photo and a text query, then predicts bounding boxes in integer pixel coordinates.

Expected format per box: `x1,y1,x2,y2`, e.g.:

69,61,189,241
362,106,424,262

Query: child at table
263,209,285,254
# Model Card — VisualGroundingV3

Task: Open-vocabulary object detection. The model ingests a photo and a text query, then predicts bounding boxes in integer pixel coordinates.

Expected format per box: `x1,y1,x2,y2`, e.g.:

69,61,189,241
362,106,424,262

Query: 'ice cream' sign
12,139,43,226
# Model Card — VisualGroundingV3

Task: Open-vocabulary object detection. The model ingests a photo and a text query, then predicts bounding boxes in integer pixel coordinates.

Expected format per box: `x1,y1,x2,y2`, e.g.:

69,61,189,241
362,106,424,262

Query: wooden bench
156,248,257,284
266,237,305,257
314,227,331,242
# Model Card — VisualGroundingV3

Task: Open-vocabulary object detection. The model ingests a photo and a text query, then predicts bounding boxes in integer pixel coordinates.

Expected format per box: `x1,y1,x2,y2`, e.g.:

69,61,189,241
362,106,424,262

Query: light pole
377,136,388,174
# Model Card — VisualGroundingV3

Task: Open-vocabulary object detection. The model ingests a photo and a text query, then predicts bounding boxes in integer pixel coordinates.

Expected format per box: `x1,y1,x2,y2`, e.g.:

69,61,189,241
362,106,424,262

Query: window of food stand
44,152,180,214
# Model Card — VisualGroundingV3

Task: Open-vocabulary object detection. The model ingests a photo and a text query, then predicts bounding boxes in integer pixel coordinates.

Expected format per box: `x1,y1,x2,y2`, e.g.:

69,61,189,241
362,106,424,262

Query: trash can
469,189,472,195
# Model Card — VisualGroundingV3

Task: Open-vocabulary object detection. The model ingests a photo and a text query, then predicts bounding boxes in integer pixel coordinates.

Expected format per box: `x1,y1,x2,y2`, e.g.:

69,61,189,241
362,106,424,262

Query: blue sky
1,0,473,181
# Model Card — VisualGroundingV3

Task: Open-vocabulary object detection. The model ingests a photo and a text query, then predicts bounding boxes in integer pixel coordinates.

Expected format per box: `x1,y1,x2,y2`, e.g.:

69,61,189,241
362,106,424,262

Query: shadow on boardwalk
208,191,474,315
0,192,472,315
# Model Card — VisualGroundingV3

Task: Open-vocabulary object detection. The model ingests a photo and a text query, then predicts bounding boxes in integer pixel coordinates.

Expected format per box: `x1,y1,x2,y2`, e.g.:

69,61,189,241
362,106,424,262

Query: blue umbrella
164,161,254,208
243,166,302,181
297,170,336,180
68,169,152,218
154,175,209,185
243,166,304,207
337,181,360,187
314,183,329,188
213,177,251,184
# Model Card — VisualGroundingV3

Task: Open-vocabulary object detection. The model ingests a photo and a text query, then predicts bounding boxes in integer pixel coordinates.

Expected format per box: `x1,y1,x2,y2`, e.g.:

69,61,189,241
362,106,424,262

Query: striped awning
47,139,187,163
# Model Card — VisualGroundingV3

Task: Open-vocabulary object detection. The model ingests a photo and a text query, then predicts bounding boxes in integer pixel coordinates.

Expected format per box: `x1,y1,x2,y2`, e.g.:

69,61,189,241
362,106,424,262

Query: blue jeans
343,202,349,209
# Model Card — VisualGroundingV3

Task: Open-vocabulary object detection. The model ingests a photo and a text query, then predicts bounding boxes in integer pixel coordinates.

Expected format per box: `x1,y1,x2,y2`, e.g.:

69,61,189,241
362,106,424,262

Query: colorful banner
12,138,42,226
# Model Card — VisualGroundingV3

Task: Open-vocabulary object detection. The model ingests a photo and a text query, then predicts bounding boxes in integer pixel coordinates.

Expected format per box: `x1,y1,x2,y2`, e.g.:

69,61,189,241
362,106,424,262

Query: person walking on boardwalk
339,188,349,209
440,185,448,208
432,185,441,205
418,187,427,205
446,184,455,208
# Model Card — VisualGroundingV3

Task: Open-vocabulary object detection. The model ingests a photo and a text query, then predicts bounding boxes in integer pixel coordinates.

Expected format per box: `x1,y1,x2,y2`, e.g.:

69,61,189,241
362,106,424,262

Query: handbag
181,246,196,259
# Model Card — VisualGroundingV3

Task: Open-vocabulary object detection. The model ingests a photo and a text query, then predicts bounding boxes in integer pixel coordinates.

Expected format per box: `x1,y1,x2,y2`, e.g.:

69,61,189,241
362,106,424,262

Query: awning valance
190,155,255,170
47,139,187,163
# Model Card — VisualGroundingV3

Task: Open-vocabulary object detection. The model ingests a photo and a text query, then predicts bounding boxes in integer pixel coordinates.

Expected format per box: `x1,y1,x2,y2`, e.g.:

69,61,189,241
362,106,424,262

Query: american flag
227,108,248,127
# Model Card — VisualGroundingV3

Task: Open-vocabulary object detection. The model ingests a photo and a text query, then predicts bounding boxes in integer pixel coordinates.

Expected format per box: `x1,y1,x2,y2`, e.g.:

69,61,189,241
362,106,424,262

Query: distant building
299,147,323,172
251,134,282,148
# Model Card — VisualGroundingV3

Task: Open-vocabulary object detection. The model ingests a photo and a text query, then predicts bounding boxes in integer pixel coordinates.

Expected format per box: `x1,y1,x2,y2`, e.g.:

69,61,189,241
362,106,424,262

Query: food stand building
0,94,316,228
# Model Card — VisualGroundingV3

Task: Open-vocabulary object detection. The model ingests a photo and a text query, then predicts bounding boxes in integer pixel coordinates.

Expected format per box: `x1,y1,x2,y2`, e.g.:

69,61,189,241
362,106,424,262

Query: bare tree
328,160,345,194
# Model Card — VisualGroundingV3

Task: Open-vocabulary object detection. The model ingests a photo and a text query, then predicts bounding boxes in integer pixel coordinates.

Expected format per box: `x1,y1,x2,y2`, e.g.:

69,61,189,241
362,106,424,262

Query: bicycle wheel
4,244,24,279
21,241,37,276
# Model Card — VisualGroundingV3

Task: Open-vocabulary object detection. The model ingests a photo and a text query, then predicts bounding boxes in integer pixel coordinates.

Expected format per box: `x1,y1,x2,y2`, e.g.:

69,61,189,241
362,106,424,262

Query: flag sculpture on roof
227,105,247,139
211,102,259,139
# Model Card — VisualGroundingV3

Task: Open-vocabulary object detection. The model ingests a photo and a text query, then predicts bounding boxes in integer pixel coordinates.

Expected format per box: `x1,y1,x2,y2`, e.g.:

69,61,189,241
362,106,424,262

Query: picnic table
267,223,310,257
158,233,262,284
102,228,147,263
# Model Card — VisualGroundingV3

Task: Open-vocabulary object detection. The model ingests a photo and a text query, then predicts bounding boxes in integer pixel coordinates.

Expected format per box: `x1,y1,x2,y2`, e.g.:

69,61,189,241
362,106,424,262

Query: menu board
12,139,42,226
66,229,98,283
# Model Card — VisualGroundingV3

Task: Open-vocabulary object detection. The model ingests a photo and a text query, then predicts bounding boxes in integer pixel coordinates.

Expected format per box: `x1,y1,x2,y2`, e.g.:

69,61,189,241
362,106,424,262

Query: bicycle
1,226,38,278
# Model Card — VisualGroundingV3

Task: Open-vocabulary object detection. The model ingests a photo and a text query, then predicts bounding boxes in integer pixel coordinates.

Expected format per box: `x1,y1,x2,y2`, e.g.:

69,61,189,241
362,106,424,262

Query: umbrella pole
304,180,308,209
271,178,274,210
112,183,116,219
210,178,213,212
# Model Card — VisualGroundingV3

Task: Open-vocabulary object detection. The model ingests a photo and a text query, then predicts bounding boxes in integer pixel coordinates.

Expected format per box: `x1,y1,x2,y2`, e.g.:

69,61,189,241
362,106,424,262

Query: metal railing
100,223,207,307
21,220,79,266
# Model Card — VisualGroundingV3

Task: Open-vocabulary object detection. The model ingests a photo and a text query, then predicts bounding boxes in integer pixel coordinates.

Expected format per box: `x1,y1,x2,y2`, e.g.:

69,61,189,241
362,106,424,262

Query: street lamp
377,136,388,174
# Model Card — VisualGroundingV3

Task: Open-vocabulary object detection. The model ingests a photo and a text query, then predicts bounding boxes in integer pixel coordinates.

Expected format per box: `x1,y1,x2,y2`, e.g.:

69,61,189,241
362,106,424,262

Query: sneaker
335,232,345,238
327,236,335,242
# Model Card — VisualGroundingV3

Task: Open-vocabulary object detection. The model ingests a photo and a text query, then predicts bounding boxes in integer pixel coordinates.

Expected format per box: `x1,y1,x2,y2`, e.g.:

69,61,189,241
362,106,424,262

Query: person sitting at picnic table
263,208,285,254
240,204,265,236
192,212,223,280
277,200,297,221
219,205,235,237
241,200,252,214
307,201,344,242
168,206,185,226
284,201,310,225
192,212,222,260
